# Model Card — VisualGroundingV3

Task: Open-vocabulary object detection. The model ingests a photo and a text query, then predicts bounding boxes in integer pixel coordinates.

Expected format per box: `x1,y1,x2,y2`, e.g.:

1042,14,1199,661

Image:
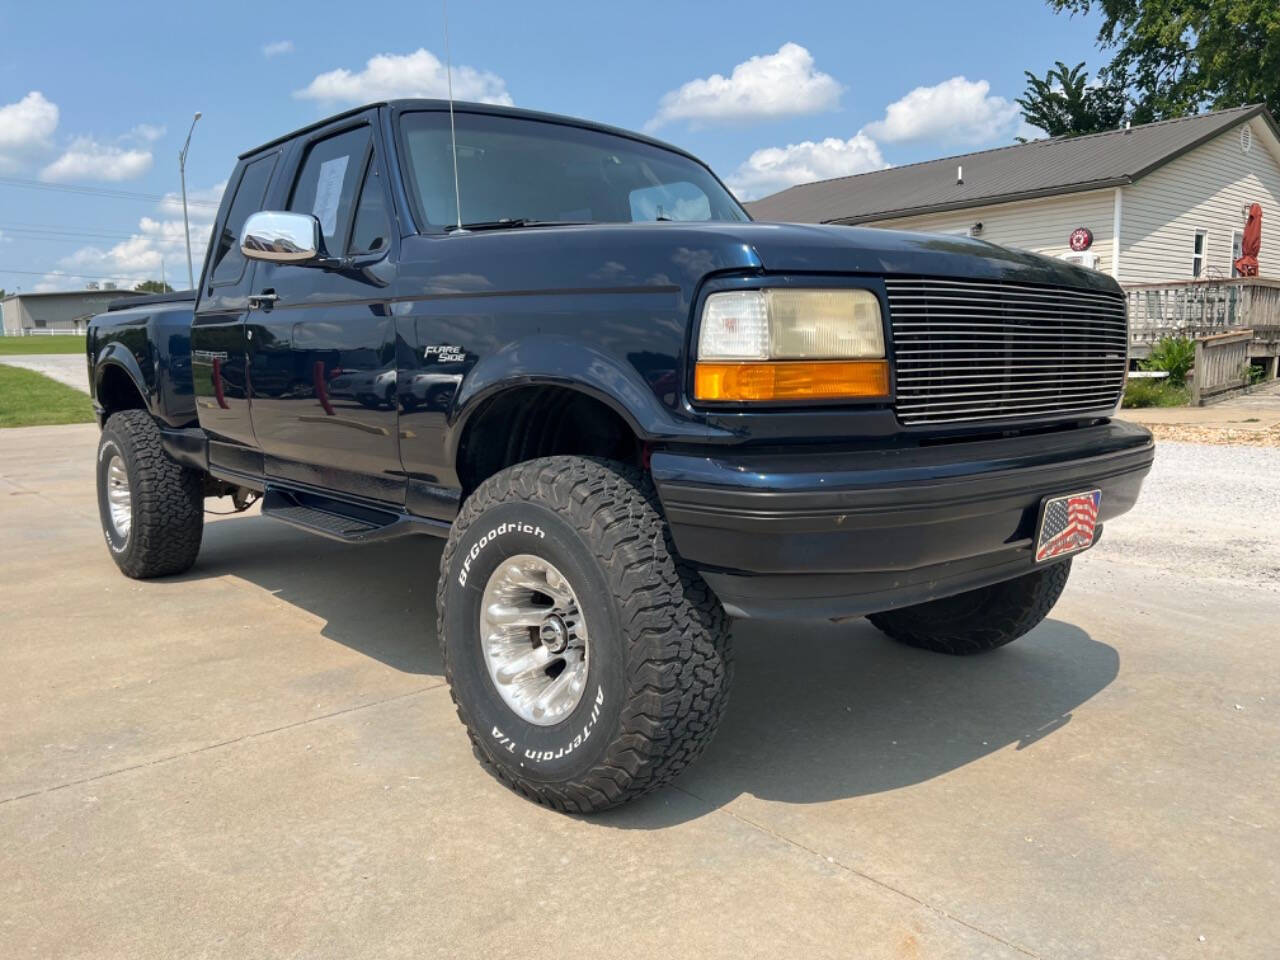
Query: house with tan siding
747,105,1280,286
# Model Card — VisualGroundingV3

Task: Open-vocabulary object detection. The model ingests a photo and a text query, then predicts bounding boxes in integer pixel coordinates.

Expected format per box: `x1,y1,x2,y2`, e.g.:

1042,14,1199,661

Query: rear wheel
867,560,1072,655
96,410,204,579
436,456,732,812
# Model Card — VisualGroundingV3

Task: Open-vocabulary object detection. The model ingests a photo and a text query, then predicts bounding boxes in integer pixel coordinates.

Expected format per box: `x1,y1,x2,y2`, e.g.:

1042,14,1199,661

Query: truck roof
238,99,702,165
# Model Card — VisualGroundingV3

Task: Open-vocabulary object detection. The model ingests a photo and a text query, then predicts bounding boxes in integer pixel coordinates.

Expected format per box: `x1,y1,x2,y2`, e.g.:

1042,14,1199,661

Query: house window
1192,229,1207,278
1232,230,1244,278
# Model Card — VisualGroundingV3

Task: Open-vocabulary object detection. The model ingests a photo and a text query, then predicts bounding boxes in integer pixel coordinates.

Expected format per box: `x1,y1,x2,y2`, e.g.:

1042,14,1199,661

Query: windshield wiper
444,218,592,233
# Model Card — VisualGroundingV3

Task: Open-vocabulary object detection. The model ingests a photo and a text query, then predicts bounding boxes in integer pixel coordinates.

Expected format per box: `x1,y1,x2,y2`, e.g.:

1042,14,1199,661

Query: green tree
1017,60,1128,138
1048,0,1280,121
133,279,174,294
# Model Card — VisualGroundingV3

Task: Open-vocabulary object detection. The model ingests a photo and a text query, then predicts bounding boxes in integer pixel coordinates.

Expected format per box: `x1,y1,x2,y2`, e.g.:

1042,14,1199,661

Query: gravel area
1095,439,1280,589
1143,422,1280,446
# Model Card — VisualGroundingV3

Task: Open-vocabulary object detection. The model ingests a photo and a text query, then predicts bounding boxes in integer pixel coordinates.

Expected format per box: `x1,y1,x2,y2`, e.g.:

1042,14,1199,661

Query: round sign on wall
1069,227,1094,252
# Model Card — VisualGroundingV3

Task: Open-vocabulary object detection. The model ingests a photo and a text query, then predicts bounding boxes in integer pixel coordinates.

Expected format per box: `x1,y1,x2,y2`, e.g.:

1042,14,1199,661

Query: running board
260,486,448,543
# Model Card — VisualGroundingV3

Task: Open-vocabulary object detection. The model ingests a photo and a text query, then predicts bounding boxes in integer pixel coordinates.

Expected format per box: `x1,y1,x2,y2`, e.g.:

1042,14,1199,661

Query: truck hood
398,219,1120,301
705,221,1118,293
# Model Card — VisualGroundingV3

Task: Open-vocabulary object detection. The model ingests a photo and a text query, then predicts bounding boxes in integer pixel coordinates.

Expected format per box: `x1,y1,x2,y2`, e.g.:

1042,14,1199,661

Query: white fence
0,328,85,337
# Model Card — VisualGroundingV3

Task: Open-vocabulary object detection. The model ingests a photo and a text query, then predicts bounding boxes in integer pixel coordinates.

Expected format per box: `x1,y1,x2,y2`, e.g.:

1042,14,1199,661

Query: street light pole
178,112,202,290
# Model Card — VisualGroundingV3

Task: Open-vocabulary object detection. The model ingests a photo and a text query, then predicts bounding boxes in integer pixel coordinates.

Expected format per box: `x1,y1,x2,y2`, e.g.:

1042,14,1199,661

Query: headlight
695,288,889,401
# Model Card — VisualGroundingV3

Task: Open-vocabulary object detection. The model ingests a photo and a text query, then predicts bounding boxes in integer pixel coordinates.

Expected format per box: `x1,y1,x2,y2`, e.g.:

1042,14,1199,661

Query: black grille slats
885,278,1128,426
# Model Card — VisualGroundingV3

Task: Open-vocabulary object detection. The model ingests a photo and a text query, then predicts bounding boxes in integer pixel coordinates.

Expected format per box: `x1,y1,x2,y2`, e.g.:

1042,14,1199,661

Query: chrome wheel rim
479,554,589,726
106,453,132,541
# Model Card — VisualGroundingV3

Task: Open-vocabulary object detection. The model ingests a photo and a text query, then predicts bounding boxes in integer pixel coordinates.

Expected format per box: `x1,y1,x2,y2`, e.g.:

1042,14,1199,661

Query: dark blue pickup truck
87,100,1153,812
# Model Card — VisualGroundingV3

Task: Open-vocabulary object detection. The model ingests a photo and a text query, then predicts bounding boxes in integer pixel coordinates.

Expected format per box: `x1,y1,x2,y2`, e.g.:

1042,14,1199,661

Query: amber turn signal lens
694,360,890,402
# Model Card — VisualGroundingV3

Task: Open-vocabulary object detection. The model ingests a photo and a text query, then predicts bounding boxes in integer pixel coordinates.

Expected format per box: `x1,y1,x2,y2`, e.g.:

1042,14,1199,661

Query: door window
209,153,277,286
349,162,392,255
288,126,372,253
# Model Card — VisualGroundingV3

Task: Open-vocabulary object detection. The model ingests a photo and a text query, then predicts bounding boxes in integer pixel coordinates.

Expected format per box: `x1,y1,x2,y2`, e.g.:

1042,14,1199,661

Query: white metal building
1,289,132,336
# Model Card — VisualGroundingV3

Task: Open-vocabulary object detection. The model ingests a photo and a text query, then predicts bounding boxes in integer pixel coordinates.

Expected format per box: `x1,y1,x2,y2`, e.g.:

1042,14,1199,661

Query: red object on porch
1234,203,1262,277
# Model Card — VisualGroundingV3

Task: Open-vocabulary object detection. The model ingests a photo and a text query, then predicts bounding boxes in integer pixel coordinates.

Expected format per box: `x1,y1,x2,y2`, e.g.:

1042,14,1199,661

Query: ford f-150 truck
87,100,1154,812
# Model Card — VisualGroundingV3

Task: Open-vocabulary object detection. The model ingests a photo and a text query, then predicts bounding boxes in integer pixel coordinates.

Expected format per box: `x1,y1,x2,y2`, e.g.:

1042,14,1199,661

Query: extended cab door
191,150,279,469
245,116,403,505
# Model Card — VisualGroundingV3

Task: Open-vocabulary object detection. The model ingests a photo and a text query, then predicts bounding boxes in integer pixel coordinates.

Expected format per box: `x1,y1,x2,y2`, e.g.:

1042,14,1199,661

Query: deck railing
1125,277,1280,346
1191,330,1253,404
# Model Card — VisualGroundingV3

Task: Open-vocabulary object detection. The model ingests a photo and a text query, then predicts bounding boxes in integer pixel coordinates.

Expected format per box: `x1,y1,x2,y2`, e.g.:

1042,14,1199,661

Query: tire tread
99,410,203,579
867,560,1072,655
436,456,732,812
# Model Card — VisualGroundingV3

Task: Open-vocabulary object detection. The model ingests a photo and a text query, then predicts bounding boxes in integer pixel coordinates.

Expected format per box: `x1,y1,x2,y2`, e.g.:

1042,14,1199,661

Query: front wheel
96,410,204,579
436,456,732,813
867,560,1072,655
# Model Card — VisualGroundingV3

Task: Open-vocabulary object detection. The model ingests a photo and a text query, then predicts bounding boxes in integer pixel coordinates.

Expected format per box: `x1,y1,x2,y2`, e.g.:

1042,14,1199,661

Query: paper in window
313,156,349,238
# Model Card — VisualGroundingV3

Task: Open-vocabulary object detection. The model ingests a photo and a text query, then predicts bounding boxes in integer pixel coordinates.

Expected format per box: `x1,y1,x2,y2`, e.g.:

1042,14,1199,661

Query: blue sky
0,0,1104,292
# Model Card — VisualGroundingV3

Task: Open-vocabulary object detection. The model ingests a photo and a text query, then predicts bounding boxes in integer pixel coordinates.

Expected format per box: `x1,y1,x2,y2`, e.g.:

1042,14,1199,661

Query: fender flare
446,334,729,463
93,343,153,414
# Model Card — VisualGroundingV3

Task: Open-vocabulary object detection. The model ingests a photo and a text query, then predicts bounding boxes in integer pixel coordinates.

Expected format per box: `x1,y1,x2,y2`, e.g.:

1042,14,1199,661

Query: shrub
1122,379,1191,408
1140,337,1196,386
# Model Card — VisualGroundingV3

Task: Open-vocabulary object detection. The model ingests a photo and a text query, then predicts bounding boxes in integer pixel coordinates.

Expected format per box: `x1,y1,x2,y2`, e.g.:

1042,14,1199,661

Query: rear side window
209,153,277,286
288,126,372,253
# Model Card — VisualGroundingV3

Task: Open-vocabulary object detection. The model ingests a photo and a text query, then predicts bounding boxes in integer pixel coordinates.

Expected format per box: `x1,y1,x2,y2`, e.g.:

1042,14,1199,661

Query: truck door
191,151,279,468
246,118,403,505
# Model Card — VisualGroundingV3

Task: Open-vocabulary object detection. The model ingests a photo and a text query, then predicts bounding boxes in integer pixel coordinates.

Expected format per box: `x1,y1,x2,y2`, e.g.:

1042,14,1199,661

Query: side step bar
260,486,449,544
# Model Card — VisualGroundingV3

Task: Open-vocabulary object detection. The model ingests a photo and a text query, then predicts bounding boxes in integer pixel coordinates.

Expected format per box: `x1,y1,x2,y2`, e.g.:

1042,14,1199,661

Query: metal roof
747,105,1279,224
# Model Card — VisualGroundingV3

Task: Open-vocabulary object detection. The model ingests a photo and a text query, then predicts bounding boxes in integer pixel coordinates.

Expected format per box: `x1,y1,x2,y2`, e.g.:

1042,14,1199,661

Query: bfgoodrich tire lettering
96,410,204,579
437,456,732,813
867,560,1072,655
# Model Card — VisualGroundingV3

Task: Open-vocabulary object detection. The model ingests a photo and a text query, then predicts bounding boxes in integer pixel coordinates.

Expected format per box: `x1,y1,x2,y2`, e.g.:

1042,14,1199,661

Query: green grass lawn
0,365,95,428
0,336,87,356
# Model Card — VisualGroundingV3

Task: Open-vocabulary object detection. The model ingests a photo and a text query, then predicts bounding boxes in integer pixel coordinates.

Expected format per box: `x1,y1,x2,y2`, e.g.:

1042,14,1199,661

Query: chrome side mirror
240,211,321,264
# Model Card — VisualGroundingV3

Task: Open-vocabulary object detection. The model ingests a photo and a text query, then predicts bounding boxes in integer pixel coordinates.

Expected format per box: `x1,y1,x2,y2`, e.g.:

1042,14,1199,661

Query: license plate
1035,489,1101,563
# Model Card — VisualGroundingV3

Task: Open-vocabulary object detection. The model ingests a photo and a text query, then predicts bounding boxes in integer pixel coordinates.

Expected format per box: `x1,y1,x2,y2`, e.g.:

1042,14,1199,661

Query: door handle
248,290,279,309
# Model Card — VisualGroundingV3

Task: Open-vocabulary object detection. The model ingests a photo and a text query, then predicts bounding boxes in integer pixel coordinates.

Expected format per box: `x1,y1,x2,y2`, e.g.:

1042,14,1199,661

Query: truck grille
885,277,1128,426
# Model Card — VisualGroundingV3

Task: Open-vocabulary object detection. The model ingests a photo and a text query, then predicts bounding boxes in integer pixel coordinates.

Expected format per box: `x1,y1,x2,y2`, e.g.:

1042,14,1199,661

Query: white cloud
865,76,1020,145
39,183,226,291
295,48,512,105
129,123,166,143
1015,119,1048,142
262,39,294,57
40,136,153,182
157,181,226,219
647,43,841,131
0,91,59,170
728,134,887,201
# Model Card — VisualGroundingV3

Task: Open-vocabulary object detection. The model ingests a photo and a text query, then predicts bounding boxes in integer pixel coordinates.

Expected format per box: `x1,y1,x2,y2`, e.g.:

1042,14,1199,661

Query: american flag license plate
1035,490,1101,563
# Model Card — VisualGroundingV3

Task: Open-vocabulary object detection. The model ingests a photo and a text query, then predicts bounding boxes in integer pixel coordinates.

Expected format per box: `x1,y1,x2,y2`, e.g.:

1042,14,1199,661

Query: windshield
398,111,748,229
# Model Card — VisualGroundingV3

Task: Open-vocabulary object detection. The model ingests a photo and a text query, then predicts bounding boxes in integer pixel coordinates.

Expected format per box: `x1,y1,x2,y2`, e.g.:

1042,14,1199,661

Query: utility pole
178,112,202,290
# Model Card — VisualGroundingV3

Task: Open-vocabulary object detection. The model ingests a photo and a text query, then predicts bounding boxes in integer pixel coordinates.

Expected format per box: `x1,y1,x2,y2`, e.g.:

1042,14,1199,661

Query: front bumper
651,420,1154,621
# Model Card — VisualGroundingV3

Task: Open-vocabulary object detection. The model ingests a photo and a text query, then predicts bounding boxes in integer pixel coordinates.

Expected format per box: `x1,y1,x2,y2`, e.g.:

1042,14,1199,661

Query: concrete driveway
2,424,1277,959
0,353,90,393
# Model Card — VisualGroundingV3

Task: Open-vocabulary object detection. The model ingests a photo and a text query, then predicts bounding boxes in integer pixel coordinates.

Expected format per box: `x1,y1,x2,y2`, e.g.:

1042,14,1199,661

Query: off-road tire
436,456,732,813
867,560,1072,655
96,410,204,579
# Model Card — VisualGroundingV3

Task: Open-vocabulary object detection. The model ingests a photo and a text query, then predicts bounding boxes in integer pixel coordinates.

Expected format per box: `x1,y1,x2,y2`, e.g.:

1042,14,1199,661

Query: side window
288,126,372,253
349,162,391,256
209,153,276,286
